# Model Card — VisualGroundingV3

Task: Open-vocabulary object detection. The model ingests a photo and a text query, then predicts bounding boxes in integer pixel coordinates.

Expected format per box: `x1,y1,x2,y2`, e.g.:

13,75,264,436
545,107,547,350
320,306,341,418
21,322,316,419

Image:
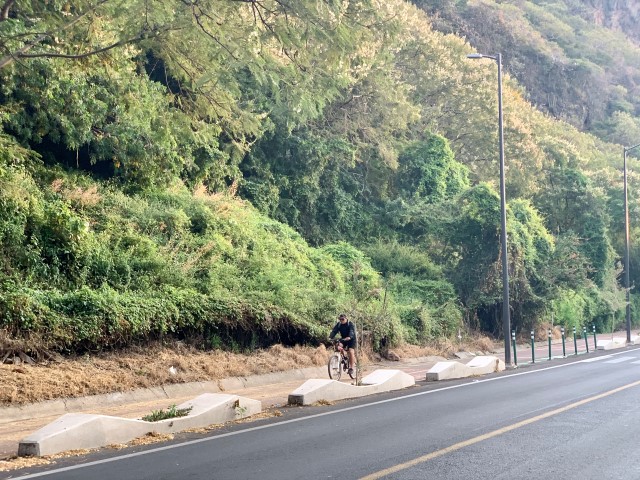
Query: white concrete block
467,356,505,374
425,361,471,381
18,394,260,457
287,369,415,406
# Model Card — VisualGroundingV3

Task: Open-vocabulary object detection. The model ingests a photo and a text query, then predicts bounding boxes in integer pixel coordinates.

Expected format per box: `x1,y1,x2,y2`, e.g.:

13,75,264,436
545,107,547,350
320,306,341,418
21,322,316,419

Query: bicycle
327,340,354,380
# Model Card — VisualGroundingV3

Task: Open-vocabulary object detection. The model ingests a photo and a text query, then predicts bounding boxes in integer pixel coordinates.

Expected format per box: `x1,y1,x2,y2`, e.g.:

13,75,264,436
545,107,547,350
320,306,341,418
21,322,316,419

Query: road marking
359,379,640,480
11,347,640,479
604,356,636,364
581,355,612,362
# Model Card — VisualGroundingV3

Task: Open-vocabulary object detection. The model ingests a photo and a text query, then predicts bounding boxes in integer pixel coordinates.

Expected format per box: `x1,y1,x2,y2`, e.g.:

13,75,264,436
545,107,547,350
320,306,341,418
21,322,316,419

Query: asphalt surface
5,345,640,480
0,357,444,460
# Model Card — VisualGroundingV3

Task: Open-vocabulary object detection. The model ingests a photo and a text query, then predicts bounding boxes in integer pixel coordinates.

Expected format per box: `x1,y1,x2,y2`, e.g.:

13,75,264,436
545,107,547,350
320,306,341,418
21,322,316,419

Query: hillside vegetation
0,0,638,359
418,0,640,144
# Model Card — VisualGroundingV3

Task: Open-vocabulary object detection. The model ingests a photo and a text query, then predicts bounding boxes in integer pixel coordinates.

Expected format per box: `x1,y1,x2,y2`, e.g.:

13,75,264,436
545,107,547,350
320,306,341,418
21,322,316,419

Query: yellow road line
360,379,640,480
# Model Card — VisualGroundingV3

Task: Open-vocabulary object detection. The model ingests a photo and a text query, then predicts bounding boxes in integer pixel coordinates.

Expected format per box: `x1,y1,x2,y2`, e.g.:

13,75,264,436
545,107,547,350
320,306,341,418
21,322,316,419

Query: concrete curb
1,366,326,423
18,394,261,457
287,369,415,406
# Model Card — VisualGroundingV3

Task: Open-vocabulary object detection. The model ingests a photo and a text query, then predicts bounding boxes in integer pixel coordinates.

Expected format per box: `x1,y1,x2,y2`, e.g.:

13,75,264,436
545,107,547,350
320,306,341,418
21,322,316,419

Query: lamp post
624,142,640,344
467,52,511,366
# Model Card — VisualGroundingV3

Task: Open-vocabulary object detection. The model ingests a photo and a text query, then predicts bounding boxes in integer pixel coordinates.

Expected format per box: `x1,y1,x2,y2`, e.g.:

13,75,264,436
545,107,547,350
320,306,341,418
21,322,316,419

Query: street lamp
624,142,640,344
467,52,511,366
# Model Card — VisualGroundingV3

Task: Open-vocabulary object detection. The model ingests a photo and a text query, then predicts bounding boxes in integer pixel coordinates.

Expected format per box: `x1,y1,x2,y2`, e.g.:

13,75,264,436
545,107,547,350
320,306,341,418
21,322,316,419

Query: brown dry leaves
0,342,329,405
0,433,175,472
0,337,499,406
0,448,92,472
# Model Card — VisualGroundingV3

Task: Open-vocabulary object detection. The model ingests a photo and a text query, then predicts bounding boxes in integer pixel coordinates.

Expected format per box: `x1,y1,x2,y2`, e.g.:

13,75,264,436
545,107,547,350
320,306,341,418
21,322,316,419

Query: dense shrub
0,169,404,352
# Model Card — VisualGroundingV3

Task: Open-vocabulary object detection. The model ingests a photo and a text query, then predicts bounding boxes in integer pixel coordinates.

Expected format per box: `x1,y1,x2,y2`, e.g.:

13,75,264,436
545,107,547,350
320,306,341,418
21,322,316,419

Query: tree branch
15,34,147,61
190,3,239,60
0,0,14,21
0,0,111,69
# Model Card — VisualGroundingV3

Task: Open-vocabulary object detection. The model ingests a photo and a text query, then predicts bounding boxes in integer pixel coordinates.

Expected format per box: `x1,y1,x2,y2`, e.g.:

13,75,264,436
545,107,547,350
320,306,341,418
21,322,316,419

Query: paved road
0,359,443,459
7,346,640,480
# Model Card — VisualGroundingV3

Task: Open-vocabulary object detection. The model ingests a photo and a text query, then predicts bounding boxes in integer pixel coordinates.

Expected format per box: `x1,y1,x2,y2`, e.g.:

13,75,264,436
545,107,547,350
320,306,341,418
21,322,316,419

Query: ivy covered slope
0,0,638,356
0,157,404,352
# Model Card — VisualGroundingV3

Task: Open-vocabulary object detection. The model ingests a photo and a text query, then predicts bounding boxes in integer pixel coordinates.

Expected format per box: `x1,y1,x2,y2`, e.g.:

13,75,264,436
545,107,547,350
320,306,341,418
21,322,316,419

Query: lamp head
466,53,485,59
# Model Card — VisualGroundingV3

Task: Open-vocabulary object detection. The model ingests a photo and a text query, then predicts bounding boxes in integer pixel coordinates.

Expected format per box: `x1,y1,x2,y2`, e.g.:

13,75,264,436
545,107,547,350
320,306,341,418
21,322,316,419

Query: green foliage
365,241,441,280
364,241,462,343
142,404,192,422
320,242,380,297
0,167,404,351
417,0,640,144
1,0,638,354
552,289,592,331
1,57,227,188
534,167,612,287
550,282,623,335
444,183,501,308
396,134,469,202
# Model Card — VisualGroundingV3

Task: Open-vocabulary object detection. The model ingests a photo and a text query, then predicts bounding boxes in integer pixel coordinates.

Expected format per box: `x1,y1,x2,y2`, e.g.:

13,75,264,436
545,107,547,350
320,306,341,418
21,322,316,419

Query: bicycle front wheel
328,353,342,380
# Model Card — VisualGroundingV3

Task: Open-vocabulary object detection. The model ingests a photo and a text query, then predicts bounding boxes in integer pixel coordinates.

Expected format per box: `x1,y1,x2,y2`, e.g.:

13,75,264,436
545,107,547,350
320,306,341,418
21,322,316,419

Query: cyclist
329,314,357,376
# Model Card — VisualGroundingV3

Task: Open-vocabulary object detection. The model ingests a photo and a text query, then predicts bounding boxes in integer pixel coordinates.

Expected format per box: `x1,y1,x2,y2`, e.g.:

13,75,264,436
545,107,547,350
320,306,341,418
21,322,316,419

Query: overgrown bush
0,169,404,353
364,241,463,343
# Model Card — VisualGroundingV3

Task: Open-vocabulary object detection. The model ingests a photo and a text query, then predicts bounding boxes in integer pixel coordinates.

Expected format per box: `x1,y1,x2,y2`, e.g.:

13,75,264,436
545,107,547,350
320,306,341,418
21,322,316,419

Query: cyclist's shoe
348,368,354,375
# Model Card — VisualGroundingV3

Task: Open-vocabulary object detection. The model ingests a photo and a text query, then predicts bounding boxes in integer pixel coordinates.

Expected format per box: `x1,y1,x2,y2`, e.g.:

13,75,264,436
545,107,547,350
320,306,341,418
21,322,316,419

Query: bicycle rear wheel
328,353,342,380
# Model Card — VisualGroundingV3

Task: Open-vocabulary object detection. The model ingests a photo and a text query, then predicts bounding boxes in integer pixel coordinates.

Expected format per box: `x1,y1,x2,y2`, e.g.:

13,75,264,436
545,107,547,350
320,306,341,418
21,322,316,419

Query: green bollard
530,330,535,364
512,330,517,366
573,326,578,355
548,328,552,360
583,326,589,353
561,327,566,357
593,325,597,350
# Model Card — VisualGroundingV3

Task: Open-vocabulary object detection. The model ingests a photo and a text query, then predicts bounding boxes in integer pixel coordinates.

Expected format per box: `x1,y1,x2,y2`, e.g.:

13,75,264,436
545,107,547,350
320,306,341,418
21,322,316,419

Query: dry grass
534,324,564,341
0,448,93,472
234,410,283,423
51,179,101,207
0,342,329,405
0,455,51,472
128,432,174,446
390,334,498,359
0,433,175,472
0,336,500,406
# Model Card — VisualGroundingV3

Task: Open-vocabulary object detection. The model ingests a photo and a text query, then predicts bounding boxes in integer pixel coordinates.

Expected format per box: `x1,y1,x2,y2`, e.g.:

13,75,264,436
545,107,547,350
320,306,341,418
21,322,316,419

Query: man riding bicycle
329,314,356,376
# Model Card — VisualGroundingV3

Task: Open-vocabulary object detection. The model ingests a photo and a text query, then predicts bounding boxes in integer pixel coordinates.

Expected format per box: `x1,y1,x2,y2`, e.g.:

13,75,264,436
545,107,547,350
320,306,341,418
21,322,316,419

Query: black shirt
330,321,356,341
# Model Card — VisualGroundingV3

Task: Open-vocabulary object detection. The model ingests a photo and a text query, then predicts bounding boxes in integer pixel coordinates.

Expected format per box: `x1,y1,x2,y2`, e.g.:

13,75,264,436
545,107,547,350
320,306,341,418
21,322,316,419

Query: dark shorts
341,338,356,350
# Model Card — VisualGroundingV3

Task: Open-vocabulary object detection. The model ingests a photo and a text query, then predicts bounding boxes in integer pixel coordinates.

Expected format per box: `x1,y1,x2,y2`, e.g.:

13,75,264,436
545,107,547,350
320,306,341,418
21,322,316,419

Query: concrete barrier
596,337,627,350
466,356,505,374
425,361,469,381
18,394,261,457
287,369,415,406
426,356,504,381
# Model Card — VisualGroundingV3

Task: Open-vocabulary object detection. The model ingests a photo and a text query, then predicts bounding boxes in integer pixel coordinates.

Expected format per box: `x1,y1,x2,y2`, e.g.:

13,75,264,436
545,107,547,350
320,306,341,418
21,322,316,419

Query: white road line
580,355,612,362
11,347,640,480
603,356,636,364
